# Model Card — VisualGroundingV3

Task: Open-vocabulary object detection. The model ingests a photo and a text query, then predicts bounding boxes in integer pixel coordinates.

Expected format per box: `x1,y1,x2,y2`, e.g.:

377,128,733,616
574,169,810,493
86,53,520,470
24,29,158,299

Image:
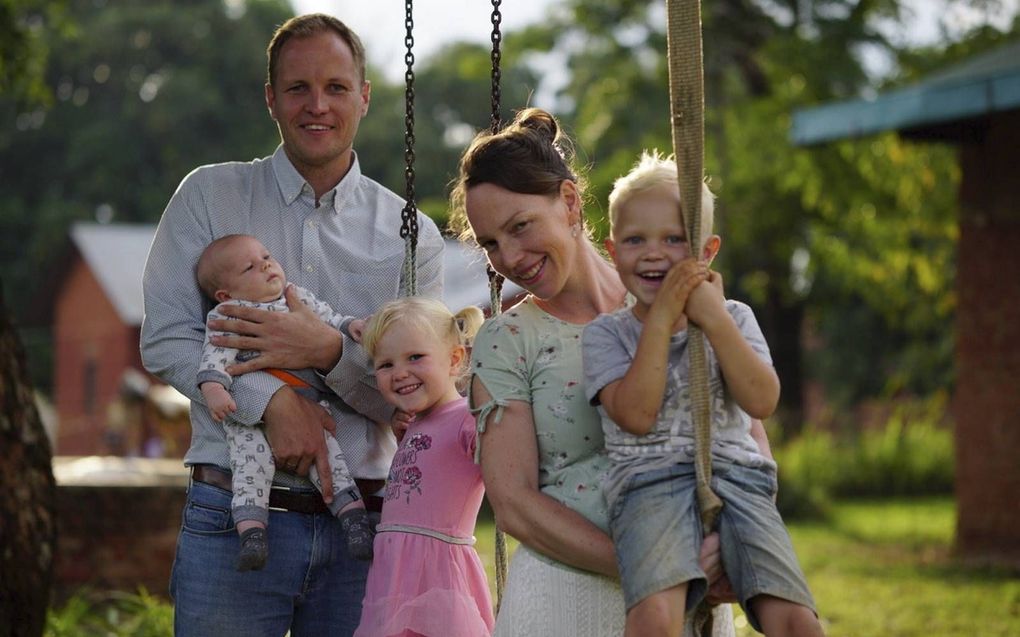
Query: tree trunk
0,281,56,637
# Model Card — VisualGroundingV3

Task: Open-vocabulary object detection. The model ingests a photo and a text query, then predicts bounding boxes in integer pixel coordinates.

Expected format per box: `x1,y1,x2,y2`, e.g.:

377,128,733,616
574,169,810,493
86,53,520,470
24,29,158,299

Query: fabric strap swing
667,1,723,635
476,1,720,623
398,0,512,610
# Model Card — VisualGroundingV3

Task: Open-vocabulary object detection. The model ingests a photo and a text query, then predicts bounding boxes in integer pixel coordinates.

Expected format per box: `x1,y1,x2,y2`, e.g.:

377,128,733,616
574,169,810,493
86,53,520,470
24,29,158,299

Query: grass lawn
475,497,1020,637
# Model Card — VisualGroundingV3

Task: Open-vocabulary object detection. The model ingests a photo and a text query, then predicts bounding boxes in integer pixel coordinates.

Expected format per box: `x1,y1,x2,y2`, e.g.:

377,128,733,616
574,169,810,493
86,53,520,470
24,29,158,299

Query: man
140,14,444,636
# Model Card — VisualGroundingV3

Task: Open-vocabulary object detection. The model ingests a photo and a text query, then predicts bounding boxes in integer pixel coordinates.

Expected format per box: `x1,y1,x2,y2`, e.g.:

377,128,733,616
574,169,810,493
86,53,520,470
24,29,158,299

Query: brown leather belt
190,464,384,514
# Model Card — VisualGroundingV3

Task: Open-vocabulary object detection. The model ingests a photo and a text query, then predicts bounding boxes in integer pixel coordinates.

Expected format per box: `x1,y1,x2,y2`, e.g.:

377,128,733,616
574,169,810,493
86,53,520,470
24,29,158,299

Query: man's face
265,31,370,180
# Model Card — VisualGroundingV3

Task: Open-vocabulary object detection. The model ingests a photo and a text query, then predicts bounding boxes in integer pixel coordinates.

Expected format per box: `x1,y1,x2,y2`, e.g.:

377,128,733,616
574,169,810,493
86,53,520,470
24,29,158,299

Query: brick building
51,223,170,456
793,42,1020,565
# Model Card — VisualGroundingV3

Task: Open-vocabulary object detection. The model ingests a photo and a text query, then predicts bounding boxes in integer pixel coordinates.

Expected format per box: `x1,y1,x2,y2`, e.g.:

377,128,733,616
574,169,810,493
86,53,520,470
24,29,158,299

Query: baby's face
217,236,287,303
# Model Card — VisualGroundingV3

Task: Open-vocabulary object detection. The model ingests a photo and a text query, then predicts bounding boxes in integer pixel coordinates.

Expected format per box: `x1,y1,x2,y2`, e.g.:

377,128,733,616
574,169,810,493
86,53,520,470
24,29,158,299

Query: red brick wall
54,484,185,600
54,257,143,455
953,110,1020,565
52,458,188,601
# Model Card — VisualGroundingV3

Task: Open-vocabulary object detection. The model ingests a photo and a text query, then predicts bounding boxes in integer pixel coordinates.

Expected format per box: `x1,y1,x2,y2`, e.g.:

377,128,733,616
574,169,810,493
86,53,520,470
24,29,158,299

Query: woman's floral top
469,296,613,537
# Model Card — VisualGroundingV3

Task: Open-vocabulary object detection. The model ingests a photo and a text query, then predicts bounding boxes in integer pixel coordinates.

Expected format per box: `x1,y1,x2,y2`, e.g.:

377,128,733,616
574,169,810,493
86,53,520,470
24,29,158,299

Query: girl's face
465,180,582,301
372,321,464,417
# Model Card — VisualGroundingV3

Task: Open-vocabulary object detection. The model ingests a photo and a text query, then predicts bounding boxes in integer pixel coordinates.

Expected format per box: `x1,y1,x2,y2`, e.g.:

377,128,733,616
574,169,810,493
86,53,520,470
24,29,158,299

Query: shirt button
306,265,314,272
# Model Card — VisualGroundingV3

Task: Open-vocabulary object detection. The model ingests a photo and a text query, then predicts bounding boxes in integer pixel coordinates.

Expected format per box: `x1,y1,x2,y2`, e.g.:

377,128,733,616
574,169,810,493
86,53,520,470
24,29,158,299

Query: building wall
953,109,1020,565
52,458,189,601
54,257,142,455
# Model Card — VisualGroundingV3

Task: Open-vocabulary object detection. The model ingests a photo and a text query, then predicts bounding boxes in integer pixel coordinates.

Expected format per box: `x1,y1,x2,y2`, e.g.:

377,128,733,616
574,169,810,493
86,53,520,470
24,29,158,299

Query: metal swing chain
399,0,420,297
489,0,503,134
486,0,510,613
486,0,506,317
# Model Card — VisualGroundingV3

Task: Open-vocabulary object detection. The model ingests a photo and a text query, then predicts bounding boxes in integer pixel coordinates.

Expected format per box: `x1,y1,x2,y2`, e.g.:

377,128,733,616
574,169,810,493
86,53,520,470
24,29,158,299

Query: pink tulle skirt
355,531,494,637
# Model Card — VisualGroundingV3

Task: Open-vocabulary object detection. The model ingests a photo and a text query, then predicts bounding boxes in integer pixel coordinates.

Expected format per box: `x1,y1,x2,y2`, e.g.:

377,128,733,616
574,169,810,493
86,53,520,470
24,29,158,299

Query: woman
449,107,737,636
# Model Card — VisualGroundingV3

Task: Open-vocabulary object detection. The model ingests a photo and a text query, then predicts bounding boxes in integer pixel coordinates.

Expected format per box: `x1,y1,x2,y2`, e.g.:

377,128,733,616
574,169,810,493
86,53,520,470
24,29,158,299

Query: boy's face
606,183,693,311
215,236,287,303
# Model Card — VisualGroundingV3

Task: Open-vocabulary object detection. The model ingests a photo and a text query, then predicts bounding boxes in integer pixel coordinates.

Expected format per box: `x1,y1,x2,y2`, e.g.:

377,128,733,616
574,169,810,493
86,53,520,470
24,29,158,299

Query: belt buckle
268,484,292,513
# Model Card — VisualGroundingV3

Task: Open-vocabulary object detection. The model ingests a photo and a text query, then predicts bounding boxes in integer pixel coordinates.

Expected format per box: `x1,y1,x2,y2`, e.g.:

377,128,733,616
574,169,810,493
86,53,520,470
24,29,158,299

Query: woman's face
465,181,580,300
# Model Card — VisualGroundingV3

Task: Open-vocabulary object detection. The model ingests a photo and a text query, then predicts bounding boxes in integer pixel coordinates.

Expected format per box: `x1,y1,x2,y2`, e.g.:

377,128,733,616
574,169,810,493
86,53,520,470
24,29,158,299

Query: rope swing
666,1,722,635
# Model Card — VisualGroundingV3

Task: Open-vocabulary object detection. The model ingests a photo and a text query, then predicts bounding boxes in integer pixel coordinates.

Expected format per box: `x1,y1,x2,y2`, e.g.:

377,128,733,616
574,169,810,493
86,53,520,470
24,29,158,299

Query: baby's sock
338,507,375,561
237,527,269,571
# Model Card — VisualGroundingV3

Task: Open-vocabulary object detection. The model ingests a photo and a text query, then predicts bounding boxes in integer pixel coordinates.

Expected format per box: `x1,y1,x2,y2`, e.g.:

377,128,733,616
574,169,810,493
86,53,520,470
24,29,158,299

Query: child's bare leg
338,499,365,515
752,595,825,637
236,520,265,533
625,584,687,637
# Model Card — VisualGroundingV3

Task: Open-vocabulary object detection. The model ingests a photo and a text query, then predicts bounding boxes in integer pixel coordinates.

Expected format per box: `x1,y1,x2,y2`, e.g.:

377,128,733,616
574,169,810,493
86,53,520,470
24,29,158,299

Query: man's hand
210,285,343,374
264,386,337,502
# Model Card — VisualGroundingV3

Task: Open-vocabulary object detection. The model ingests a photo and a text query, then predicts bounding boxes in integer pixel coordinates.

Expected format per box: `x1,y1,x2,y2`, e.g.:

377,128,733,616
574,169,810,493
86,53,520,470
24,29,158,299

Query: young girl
354,297,494,637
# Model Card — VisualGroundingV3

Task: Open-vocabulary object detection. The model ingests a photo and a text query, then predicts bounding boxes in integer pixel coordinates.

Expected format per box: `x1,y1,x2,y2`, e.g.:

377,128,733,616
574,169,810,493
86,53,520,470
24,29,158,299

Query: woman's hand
699,532,739,604
209,285,343,374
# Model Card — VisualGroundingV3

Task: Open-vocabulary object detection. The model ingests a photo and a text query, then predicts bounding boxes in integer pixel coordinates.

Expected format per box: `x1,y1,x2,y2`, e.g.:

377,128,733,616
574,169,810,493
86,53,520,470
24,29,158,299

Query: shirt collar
270,145,363,213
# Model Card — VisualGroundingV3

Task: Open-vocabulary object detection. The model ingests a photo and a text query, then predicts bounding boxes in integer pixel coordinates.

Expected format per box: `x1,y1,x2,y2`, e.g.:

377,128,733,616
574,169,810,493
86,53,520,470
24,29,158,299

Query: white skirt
493,546,735,637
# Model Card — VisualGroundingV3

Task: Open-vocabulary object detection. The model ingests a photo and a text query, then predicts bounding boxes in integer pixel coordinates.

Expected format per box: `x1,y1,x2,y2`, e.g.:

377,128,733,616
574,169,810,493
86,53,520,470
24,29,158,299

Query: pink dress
355,397,495,637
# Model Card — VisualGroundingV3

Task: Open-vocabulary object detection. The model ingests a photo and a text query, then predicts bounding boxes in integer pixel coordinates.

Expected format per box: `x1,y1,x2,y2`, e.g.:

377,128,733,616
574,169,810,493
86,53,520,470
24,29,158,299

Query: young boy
196,234,374,571
582,152,823,636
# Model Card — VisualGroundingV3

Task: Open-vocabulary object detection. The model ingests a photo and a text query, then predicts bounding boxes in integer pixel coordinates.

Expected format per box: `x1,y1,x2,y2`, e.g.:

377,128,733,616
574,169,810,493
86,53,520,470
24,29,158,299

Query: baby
195,233,373,571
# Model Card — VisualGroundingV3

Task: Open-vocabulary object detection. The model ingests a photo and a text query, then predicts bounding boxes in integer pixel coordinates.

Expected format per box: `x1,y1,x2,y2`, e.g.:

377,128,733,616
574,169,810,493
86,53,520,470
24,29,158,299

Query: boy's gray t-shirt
582,299,777,506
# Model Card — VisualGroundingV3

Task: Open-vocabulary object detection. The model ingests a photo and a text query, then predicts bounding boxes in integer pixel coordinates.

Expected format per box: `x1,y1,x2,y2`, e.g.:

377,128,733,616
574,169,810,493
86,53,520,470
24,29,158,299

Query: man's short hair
266,13,367,86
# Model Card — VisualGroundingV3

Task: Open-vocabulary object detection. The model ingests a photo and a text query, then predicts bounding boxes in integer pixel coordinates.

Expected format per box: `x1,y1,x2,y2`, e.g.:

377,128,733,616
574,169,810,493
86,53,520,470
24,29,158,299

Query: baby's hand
200,382,237,422
347,318,367,343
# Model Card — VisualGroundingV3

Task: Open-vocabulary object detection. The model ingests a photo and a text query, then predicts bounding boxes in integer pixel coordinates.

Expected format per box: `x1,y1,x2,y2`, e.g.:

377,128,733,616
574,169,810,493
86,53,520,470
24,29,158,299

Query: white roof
442,238,524,312
69,223,521,326
71,223,156,325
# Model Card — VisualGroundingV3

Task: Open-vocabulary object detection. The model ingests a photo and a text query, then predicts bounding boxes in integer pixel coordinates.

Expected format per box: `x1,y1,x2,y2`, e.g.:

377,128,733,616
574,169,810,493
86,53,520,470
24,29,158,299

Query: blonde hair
361,297,484,374
608,150,716,250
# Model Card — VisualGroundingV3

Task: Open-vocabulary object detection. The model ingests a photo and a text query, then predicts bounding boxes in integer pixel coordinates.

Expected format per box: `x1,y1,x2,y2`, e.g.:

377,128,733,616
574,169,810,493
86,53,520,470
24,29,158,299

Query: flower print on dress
400,465,423,503
406,432,432,452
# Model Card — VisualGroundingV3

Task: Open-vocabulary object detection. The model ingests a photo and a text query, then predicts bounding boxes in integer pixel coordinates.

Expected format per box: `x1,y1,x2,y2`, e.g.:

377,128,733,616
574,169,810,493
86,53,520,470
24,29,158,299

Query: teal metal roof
791,41,1020,145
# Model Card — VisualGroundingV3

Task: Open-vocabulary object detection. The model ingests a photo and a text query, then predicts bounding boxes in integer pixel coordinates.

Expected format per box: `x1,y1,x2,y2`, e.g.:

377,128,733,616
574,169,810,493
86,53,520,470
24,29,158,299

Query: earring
571,224,579,238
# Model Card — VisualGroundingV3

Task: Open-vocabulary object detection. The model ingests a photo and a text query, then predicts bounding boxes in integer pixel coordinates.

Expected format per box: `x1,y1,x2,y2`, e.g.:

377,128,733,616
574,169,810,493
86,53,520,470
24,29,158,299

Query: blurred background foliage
1,0,1017,438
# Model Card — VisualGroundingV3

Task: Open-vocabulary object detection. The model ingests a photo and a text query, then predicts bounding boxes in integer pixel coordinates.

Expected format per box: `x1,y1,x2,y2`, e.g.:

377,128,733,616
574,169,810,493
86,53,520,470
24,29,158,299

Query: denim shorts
609,461,815,631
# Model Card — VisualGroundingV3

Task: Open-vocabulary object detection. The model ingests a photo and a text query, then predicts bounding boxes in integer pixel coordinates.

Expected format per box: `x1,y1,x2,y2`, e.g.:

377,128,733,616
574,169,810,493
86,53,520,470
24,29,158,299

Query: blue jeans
170,479,370,637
